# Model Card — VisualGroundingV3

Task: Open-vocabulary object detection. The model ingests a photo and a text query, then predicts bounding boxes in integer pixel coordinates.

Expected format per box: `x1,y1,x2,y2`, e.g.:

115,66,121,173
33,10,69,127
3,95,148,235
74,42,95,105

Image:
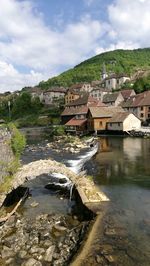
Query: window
117,79,119,84
141,107,143,111
148,107,150,111
118,122,121,126
99,121,103,126
141,113,144,117
109,123,112,127
148,114,150,118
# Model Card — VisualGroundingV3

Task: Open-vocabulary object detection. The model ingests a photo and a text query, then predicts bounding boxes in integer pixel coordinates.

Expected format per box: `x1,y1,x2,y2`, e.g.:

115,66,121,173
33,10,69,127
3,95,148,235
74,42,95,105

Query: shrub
8,123,26,157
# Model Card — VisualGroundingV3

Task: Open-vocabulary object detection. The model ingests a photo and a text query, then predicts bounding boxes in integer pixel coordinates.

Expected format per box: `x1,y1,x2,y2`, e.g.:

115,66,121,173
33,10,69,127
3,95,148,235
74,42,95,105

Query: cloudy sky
0,0,150,92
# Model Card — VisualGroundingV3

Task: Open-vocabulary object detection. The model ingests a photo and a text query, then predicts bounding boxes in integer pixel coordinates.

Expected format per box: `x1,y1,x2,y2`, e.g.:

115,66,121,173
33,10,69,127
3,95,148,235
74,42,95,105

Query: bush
8,123,26,157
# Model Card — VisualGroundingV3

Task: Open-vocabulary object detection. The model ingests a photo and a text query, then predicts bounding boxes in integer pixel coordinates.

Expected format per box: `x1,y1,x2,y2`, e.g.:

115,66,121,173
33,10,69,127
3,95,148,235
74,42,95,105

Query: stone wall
0,127,14,183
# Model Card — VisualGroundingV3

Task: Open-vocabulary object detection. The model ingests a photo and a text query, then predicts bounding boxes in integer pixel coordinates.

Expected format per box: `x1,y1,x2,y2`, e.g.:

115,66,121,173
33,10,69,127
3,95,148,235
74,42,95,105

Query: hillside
39,48,150,89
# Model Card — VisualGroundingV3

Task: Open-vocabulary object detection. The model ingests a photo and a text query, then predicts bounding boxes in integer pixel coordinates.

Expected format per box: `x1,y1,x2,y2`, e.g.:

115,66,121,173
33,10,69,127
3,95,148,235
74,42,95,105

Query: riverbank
0,135,110,265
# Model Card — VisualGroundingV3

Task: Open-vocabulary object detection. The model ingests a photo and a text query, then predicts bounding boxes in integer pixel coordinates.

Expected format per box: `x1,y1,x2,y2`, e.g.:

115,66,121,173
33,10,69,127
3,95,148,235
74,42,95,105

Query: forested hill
39,48,150,89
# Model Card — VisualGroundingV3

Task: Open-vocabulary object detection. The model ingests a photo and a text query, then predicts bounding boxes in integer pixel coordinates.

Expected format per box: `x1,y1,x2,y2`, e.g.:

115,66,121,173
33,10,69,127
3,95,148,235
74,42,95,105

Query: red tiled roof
65,118,87,126
121,91,150,107
120,89,135,100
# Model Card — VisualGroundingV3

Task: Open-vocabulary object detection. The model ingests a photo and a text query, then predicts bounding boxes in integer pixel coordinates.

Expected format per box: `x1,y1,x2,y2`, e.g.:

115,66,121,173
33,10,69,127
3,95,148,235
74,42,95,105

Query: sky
0,0,150,92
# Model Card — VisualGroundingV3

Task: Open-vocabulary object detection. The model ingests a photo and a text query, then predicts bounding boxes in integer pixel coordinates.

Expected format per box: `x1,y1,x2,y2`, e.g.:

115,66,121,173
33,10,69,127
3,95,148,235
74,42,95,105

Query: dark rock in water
58,178,68,184
45,183,70,196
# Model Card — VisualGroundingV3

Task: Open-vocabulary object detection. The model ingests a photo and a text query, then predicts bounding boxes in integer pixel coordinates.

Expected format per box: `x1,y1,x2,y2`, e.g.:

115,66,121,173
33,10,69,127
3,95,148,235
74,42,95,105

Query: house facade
121,91,150,123
102,74,130,90
65,90,80,105
90,87,111,102
87,106,123,132
107,113,141,132
103,92,124,106
43,87,66,105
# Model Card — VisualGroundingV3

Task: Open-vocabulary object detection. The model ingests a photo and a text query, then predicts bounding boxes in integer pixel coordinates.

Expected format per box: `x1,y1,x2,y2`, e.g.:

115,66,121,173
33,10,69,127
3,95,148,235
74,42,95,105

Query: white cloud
0,61,47,92
108,0,150,46
0,0,105,92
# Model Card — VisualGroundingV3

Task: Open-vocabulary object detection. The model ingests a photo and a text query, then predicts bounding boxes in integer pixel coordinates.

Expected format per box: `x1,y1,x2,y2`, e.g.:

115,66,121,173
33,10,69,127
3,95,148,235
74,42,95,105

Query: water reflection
85,136,150,266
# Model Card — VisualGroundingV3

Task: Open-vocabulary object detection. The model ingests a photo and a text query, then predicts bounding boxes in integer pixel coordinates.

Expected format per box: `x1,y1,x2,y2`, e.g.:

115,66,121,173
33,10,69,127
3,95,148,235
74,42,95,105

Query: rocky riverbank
0,211,91,266
0,135,103,266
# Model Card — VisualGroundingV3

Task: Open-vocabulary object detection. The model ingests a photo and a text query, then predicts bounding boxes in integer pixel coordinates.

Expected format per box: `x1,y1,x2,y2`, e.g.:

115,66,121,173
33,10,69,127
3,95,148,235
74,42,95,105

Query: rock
44,245,55,262
95,255,104,264
104,254,117,263
30,201,39,208
1,247,14,259
53,224,67,232
22,258,42,266
18,250,27,259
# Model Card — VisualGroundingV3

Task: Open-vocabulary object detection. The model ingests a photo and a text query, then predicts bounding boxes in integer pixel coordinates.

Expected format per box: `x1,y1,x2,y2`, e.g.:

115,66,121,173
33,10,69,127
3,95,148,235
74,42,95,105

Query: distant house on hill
69,83,93,93
90,87,111,102
107,112,141,132
43,87,66,105
120,89,136,101
65,93,104,109
101,74,130,90
29,87,44,102
65,89,80,105
103,92,124,106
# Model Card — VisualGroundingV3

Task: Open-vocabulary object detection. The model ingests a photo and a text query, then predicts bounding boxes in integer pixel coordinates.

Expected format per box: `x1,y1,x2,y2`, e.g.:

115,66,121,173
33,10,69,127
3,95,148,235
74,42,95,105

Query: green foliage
133,75,150,93
8,123,26,157
11,92,43,119
38,48,150,89
50,125,65,136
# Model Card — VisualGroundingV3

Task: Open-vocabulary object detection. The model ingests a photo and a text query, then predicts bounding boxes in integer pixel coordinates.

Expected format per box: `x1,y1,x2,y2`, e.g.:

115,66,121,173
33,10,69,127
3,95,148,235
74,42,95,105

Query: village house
90,87,112,102
87,106,123,132
65,89,80,105
61,93,106,134
107,112,141,132
43,87,66,105
121,91,150,123
120,89,136,101
29,87,44,102
69,83,93,93
103,92,124,106
101,74,130,90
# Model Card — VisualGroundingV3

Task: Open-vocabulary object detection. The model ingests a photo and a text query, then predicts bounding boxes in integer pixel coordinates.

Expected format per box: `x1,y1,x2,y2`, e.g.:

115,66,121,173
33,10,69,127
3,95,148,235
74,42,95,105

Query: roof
44,87,66,93
89,106,124,118
103,92,120,103
66,93,100,107
69,83,90,91
61,106,88,116
120,89,135,100
108,112,130,123
121,91,150,107
65,118,87,126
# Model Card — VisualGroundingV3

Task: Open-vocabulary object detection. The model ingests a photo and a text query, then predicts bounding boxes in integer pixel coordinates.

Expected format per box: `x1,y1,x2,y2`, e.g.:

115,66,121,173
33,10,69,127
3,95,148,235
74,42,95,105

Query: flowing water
84,136,150,266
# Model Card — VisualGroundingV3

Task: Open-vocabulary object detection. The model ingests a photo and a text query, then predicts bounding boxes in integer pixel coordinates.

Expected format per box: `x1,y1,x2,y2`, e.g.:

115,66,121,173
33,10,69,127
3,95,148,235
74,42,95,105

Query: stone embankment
0,128,13,184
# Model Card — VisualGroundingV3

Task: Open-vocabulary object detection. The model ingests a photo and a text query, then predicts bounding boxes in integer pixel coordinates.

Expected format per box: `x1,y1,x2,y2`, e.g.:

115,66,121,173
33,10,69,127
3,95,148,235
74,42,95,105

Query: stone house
90,87,112,102
87,106,123,132
107,112,141,132
69,83,93,93
103,92,124,106
102,74,130,90
30,87,44,102
43,87,66,105
121,91,150,122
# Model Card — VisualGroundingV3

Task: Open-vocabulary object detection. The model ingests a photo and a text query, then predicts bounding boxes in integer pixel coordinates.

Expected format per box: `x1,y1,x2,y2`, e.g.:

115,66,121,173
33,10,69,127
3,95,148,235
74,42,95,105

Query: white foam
67,143,98,174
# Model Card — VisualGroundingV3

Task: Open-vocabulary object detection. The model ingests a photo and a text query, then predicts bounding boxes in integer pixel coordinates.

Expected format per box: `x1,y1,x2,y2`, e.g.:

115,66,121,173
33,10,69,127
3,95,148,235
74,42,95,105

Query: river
83,136,150,266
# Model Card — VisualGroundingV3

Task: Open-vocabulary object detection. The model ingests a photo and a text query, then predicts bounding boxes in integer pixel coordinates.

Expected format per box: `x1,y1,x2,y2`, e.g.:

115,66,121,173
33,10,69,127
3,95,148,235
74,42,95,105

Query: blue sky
0,0,150,92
